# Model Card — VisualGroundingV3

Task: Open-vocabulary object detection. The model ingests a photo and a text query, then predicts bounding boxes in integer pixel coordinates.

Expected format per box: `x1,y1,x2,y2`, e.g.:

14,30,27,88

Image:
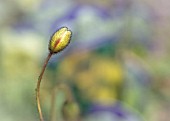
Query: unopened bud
49,27,72,53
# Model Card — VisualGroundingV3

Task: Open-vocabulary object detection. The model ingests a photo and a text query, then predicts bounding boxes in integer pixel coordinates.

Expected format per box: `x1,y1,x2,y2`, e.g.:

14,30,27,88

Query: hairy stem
36,53,53,121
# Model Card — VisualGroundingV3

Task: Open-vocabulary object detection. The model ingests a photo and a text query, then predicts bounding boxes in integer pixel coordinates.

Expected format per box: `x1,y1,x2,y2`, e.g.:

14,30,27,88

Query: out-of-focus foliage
0,0,170,121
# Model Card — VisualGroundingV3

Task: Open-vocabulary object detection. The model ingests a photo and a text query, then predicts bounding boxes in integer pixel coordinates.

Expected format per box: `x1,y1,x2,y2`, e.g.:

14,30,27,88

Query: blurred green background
0,0,170,121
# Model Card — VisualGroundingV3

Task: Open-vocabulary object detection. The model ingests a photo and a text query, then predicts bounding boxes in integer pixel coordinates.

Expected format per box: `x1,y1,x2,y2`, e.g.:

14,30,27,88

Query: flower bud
49,27,72,53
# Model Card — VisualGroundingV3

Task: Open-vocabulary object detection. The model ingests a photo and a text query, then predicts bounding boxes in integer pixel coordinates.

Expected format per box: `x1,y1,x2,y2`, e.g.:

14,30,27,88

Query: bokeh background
0,0,170,121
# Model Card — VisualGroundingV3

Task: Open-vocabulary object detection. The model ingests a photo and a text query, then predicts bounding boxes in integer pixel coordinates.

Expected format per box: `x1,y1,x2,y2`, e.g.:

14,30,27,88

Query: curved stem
36,53,53,121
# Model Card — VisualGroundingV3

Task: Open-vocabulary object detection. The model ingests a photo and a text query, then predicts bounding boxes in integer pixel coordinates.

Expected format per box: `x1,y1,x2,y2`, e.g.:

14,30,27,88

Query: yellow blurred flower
89,86,117,104
90,58,123,85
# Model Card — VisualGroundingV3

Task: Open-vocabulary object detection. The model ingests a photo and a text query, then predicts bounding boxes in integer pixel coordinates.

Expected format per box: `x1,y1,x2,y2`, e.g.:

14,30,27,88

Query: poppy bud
49,27,72,54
